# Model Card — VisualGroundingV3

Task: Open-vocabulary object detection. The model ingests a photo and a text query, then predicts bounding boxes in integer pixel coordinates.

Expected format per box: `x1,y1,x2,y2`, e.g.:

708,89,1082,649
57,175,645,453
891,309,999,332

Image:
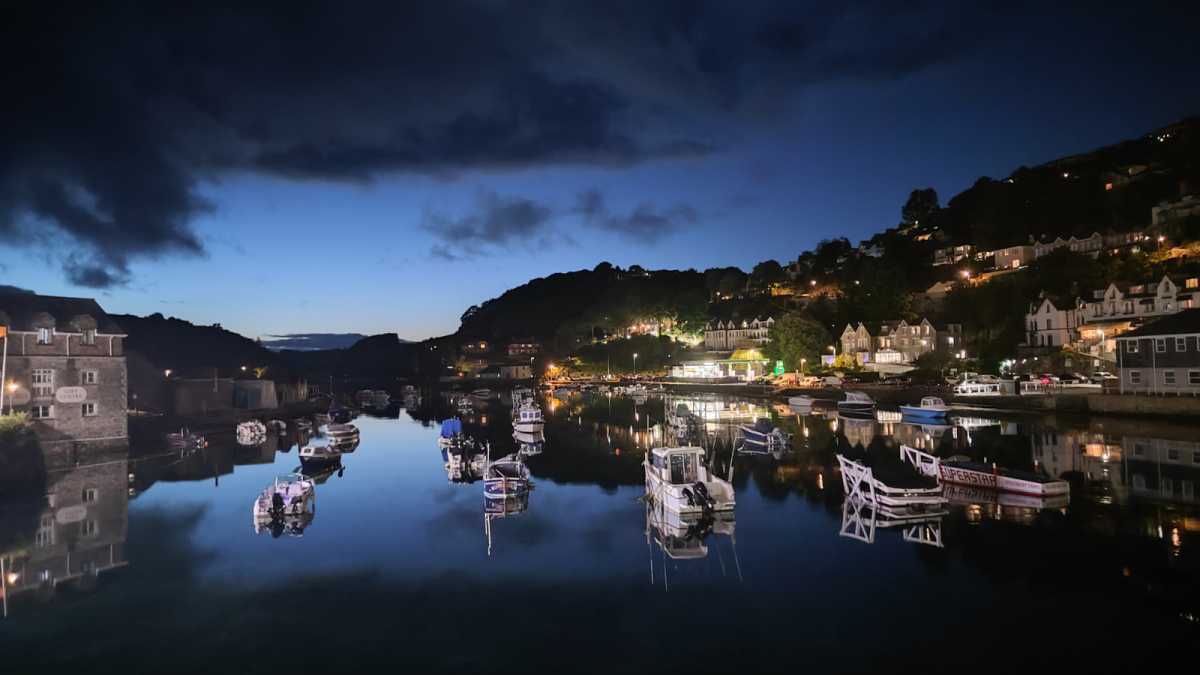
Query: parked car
1090,371,1116,384
822,376,844,387
1056,373,1080,384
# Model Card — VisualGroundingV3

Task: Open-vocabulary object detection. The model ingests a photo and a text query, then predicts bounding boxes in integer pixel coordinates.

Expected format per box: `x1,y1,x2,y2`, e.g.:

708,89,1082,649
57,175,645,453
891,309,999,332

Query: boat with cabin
252,474,317,535
324,422,360,444
512,398,545,434
643,446,735,521
899,396,951,420
665,403,700,439
837,391,876,417
299,443,343,468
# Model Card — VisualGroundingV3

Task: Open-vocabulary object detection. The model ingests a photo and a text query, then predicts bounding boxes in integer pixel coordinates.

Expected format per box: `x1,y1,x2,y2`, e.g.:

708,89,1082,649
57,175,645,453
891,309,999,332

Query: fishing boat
898,396,950,420
836,449,945,513
236,420,268,446
900,445,1070,498
643,446,735,521
837,391,876,417
325,422,360,444
512,399,545,434
738,418,791,451
299,443,343,468
442,447,488,484
252,474,317,534
484,454,531,499
167,428,207,450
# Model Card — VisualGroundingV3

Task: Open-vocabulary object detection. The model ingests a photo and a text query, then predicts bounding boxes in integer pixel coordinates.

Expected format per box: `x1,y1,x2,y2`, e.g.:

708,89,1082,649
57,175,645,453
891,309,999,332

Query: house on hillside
1115,310,1200,395
933,244,973,266
839,318,962,366
1152,195,1200,227
990,244,1035,270
0,290,128,446
703,317,773,351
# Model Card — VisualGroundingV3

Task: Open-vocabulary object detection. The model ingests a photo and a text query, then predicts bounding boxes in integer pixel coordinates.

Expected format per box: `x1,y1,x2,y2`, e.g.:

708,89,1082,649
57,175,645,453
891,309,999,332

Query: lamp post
632,352,638,376
800,358,806,376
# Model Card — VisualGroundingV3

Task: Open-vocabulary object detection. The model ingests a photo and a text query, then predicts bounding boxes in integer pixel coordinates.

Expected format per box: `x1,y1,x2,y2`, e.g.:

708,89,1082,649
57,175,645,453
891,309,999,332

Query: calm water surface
1,390,1196,673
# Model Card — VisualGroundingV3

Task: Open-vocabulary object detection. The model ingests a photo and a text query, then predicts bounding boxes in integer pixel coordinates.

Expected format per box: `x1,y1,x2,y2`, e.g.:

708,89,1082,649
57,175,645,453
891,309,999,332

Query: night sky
2,2,1199,340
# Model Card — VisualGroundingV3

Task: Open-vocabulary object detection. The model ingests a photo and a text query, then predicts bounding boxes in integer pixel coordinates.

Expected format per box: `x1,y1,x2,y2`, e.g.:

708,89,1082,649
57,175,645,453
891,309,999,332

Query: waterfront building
0,291,128,445
505,339,541,357
703,317,773,351
1115,309,1200,395
838,318,963,366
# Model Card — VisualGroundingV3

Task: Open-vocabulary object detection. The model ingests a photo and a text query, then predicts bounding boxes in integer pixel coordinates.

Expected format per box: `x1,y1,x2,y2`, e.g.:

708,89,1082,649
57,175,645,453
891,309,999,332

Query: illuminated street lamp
632,352,638,373
800,358,807,375
164,369,172,378
960,270,971,280
241,365,247,372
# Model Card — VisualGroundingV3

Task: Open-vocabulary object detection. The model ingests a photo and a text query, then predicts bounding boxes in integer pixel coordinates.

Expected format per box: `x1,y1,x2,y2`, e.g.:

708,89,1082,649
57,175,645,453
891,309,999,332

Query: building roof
0,290,124,334
1119,309,1200,339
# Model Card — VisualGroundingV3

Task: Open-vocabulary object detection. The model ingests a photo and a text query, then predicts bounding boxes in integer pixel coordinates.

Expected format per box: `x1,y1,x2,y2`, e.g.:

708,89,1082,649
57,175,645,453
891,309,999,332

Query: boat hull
899,406,949,420
512,420,544,434
938,463,1069,497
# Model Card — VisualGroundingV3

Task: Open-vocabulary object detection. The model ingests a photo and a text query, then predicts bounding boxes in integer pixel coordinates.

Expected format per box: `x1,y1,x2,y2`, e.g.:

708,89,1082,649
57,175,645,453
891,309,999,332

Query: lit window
82,402,97,417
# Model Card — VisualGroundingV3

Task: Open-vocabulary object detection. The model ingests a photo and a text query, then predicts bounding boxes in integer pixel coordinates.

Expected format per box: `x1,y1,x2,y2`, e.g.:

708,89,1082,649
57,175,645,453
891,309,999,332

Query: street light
241,365,247,372
632,352,638,373
800,358,807,375
164,369,172,378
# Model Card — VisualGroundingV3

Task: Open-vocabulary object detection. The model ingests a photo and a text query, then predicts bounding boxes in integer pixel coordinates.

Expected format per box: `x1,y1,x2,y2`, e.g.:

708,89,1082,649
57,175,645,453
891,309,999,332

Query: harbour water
1,390,1196,672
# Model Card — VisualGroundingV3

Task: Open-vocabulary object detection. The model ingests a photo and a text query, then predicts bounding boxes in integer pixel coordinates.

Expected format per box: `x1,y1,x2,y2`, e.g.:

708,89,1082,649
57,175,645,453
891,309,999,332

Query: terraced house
1115,309,1200,395
0,290,128,445
839,318,963,365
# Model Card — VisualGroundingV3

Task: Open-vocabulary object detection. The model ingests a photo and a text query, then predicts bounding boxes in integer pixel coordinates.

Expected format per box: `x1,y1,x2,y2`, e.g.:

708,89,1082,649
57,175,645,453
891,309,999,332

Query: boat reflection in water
839,494,944,547
442,446,488,484
644,493,739,590
483,493,530,557
513,428,545,457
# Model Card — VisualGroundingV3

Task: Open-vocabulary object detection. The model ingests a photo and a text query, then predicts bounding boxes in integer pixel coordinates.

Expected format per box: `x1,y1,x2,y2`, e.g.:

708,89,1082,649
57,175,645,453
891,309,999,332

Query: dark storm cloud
422,191,554,259
574,190,698,242
0,1,1010,286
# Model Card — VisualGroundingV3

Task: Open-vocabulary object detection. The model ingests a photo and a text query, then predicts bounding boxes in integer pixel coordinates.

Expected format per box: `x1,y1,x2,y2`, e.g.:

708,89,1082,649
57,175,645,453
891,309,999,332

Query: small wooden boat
837,391,876,417
899,396,950,420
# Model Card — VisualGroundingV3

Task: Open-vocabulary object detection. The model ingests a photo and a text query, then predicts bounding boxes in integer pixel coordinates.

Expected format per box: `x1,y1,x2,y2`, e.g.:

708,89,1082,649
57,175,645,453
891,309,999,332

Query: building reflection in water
0,440,130,617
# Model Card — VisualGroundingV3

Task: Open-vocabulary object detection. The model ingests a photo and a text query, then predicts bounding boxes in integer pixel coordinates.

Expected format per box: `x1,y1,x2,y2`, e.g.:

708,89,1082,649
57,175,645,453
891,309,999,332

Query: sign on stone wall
55,386,88,403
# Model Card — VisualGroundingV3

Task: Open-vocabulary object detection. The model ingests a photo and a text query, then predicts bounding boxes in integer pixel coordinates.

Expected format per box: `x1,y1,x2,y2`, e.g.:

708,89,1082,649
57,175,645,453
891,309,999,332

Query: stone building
0,291,128,446
839,318,963,365
703,317,773,351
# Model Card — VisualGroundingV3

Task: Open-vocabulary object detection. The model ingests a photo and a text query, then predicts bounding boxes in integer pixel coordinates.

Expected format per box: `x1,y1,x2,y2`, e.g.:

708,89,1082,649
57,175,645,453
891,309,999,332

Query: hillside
112,313,284,376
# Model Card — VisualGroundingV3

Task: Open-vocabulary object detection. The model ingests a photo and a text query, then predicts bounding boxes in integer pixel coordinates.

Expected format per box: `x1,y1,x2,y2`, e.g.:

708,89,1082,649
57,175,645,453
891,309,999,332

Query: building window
1155,338,1166,353
1193,451,1200,464
1176,337,1188,351
1190,371,1200,386
31,405,53,419
1164,371,1177,386
81,519,99,537
82,402,97,417
37,327,52,344
1188,278,1199,289
32,368,54,398
83,370,98,385
1129,370,1143,384
82,488,98,503
1127,340,1139,353
82,329,96,345
1168,448,1181,461
1045,318,1053,330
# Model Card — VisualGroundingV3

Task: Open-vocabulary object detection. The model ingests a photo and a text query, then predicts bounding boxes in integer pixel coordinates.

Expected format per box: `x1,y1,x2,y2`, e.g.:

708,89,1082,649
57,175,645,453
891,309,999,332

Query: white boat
643,446,735,521
484,454,531,499
442,447,488,484
236,420,268,446
299,443,343,468
836,452,946,513
252,474,317,535
837,391,876,417
898,396,950,420
954,380,1003,396
512,399,545,434
900,445,1071,498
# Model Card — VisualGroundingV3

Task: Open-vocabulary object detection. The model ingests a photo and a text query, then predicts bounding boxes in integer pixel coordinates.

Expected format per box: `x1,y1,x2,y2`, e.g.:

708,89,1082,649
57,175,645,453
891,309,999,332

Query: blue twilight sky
2,3,1199,340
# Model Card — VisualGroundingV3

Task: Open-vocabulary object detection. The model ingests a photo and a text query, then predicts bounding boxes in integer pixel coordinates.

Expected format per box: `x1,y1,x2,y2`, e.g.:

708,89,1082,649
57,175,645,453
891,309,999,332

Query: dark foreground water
1,390,1196,673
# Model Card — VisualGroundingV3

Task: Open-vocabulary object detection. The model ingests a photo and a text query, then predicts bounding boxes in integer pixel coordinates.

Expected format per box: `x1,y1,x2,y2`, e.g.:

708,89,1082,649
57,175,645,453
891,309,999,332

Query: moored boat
738,418,791,452
900,445,1071,498
484,454,531,499
252,474,317,535
898,396,950,420
325,422,360,444
512,399,545,434
836,449,945,513
837,391,876,417
236,420,268,446
643,446,735,521
328,405,353,424
299,443,343,468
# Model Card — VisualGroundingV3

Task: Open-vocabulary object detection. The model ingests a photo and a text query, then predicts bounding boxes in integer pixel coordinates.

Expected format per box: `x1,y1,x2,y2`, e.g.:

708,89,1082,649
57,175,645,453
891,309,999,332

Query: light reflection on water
1,390,1196,670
